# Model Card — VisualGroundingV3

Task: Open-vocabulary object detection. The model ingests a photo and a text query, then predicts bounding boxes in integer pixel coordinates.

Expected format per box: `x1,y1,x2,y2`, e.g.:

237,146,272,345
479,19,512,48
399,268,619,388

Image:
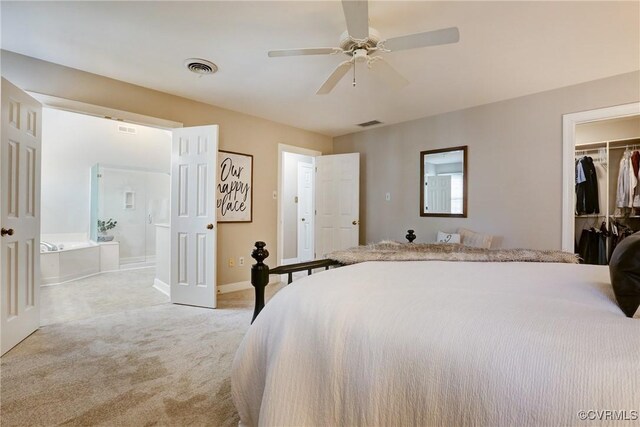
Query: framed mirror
420,146,467,217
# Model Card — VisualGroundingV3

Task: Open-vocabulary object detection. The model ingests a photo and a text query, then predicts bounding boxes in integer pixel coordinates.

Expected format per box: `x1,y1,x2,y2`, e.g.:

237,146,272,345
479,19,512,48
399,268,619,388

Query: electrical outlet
385,192,391,201
228,257,235,267
239,256,245,266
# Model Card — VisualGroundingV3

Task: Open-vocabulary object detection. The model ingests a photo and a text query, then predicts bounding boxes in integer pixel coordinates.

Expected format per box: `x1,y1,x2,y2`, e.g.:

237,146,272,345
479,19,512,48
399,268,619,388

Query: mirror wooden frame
420,145,468,218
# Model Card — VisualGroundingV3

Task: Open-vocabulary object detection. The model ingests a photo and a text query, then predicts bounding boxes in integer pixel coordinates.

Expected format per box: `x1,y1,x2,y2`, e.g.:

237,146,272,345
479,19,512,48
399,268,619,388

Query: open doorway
277,144,321,265
1,80,219,355
562,102,640,254
39,108,172,325
573,114,640,265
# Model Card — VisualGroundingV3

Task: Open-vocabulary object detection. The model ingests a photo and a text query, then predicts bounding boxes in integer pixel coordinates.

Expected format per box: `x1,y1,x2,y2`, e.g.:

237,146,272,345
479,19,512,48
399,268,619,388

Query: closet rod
576,136,640,147
609,145,640,151
575,148,603,154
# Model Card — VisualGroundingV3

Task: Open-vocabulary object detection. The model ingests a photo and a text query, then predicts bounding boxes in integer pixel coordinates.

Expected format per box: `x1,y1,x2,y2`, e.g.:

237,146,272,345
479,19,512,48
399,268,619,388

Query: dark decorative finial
406,229,416,243
251,241,269,264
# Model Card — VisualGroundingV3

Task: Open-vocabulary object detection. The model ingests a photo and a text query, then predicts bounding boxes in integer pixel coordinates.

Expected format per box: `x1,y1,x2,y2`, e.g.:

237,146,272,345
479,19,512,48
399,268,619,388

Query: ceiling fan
267,0,460,95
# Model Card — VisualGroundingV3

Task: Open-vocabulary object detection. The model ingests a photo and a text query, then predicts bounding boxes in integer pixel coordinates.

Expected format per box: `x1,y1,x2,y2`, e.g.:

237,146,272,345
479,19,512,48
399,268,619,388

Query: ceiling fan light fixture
184,58,218,75
267,0,459,95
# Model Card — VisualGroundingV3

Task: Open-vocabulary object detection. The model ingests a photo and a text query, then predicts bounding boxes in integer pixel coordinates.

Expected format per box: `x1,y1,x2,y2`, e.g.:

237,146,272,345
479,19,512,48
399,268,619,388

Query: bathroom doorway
39,107,172,325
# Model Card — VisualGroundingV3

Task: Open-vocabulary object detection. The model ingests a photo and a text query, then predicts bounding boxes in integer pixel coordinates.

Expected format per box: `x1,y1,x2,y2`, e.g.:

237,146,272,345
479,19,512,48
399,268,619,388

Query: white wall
282,152,313,259
41,108,171,240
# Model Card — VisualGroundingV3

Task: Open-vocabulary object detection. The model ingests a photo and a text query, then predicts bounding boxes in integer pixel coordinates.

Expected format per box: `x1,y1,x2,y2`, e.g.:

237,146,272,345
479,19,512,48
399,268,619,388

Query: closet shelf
575,214,604,218
613,215,640,219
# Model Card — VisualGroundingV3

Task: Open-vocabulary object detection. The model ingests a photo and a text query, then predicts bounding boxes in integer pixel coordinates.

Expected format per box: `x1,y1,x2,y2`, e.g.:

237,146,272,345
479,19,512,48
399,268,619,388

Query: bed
232,244,640,426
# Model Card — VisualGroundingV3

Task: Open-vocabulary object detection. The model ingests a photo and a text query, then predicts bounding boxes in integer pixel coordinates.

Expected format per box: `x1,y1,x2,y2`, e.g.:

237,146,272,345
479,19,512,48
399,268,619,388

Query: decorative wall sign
217,150,253,222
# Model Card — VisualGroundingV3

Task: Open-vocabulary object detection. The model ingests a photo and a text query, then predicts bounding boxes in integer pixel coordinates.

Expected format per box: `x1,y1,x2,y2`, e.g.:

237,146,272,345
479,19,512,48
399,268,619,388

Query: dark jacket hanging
576,156,599,215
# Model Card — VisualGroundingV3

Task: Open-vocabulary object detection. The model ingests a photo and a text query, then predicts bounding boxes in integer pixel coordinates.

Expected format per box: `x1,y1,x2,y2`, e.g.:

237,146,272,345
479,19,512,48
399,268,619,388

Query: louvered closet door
170,126,218,308
1,78,42,355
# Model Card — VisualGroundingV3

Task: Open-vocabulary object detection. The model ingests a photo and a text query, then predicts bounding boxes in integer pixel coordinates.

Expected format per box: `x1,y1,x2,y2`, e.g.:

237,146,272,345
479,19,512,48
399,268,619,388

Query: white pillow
436,231,461,244
457,228,493,249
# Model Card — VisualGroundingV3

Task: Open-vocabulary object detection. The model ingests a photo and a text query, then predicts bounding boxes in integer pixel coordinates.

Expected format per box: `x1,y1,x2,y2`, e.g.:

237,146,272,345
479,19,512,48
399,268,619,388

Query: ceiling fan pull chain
353,62,356,87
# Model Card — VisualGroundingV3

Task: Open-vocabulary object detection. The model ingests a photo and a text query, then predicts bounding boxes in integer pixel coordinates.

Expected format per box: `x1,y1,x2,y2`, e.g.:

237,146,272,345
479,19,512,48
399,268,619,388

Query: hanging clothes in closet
577,222,608,265
576,156,599,215
632,150,640,212
609,219,636,260
616,149,640,212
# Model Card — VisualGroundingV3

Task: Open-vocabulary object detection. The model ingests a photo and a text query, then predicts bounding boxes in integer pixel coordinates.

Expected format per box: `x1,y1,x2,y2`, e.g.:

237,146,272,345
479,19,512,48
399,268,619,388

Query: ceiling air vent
118,125,137,135
184,58,218,75
357,120,382,127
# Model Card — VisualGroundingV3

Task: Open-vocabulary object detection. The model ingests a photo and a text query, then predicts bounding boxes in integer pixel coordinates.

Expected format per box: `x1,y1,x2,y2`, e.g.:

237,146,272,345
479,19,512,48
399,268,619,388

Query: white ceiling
2,1,638,137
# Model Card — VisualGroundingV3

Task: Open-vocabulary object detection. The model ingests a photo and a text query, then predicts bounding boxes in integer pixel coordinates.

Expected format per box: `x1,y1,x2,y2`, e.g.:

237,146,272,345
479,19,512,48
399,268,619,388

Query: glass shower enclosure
90,164,170,266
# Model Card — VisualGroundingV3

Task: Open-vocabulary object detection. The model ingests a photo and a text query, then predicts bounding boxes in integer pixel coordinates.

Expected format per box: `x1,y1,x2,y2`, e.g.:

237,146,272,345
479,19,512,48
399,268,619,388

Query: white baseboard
217,275,281,294
153,278,170,296
282,257,298,265
217,280,253,294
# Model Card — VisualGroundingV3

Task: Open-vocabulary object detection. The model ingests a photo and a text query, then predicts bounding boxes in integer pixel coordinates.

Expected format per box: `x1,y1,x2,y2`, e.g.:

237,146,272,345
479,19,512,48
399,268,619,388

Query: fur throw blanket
327,241,579,265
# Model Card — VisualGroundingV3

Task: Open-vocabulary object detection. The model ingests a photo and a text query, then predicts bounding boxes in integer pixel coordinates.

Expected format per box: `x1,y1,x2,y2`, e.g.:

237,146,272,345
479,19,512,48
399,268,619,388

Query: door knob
301,218,305,222
1,228,14,236
352,220,359,225
206,224,214,230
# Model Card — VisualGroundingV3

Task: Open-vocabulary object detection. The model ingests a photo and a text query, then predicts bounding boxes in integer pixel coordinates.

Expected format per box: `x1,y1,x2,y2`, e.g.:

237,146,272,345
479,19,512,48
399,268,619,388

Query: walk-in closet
574,115,640,265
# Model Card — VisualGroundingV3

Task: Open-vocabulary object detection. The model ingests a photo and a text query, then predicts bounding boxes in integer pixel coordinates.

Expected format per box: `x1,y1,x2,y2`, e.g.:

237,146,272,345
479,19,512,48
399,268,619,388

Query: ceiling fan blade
268,47,343,58
382,27,460,52
371,57,409,89
316,61,353,95
341,0,369,40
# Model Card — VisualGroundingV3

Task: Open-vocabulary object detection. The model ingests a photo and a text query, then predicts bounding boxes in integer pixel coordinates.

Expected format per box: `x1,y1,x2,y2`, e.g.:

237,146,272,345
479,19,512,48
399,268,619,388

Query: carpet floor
0,283,283,426
41,268,169,326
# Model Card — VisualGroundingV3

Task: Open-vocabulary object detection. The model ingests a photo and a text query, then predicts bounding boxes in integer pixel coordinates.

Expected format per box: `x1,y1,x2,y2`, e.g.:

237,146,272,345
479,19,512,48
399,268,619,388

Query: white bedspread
232,261,640,426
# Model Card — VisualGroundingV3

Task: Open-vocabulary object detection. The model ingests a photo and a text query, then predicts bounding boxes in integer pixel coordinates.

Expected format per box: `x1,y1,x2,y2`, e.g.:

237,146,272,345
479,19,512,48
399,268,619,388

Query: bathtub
40,240,120,285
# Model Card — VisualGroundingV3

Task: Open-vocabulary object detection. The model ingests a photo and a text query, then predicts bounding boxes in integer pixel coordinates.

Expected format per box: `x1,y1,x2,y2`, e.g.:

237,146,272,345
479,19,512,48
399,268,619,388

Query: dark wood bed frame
249,229,417,323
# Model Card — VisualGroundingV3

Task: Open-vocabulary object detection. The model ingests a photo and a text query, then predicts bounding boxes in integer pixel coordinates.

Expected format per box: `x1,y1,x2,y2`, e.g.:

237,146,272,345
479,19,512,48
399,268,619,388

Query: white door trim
277,144,321,266
561,102,640,251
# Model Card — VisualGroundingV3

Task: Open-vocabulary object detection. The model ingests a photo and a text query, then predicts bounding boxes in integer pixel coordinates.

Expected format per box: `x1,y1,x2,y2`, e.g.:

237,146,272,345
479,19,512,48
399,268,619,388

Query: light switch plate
385,192,391,201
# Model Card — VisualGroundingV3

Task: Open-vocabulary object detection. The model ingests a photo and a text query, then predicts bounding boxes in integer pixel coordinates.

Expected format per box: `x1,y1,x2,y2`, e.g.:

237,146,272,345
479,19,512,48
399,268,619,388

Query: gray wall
334,71,640,249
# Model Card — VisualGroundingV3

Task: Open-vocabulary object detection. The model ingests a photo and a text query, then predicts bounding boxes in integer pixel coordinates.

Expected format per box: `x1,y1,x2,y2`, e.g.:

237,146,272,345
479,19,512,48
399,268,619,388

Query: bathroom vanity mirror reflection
420,146,467,217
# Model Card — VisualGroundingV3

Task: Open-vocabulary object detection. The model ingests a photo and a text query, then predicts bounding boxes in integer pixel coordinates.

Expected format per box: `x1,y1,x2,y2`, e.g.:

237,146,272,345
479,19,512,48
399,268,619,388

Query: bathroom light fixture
184,58,218,75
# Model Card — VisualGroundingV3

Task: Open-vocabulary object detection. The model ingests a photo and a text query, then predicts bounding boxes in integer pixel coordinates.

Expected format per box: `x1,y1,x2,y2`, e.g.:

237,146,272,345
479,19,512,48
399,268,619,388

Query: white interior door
426,175,451,213
170,125,218,308
315,153,359,258
1,78,42,355
297,162,314,262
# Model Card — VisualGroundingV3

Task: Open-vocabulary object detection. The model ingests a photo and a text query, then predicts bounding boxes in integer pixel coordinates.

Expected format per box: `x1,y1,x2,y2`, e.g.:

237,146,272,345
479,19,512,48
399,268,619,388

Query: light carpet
0,284,283,426
41,268,169,326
